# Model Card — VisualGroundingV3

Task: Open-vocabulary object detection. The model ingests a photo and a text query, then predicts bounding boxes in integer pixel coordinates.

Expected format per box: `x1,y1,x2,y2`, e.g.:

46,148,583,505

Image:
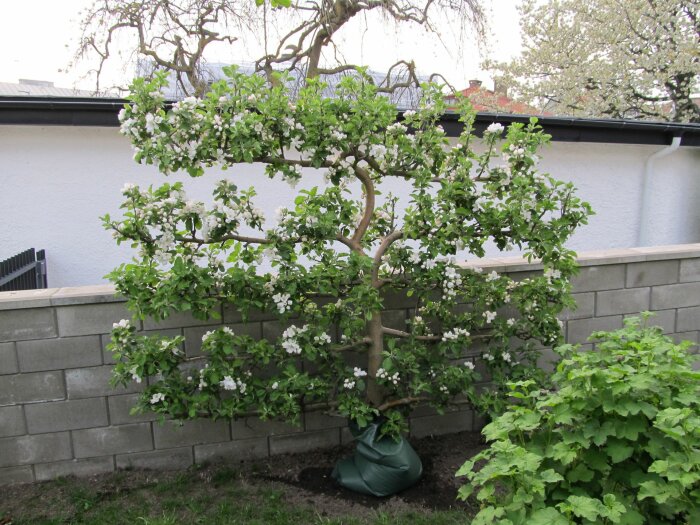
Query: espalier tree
106,68,591,445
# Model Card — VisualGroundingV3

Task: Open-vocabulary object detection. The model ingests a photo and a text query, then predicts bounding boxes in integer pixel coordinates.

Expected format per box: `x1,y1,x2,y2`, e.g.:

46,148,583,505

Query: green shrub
457,315,700,524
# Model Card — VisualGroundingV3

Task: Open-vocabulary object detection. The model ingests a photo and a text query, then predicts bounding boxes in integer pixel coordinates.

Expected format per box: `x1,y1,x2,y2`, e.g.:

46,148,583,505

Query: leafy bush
105,68,591,439
457,316,700,524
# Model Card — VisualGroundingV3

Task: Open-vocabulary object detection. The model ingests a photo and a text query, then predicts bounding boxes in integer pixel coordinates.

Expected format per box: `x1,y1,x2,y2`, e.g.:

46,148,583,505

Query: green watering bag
331,421,423,497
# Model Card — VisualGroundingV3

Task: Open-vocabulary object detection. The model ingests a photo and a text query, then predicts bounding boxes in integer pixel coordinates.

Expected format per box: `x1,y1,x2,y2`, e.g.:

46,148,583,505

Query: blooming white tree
487,0,700,122
106,69,591,445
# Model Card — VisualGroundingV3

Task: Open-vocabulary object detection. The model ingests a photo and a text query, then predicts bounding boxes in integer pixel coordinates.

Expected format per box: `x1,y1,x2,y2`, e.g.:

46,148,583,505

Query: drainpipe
637,135,683,247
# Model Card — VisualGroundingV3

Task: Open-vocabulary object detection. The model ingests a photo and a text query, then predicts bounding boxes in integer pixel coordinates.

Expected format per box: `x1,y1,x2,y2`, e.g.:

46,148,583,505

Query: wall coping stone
1,244,699,311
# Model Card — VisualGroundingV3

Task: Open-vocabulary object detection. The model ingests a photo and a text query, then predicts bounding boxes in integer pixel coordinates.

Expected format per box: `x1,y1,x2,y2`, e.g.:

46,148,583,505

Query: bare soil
0,431,485,523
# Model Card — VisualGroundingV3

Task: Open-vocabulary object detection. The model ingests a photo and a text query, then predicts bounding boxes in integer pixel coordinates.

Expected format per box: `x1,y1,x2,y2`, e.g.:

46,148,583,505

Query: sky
0,0,523,93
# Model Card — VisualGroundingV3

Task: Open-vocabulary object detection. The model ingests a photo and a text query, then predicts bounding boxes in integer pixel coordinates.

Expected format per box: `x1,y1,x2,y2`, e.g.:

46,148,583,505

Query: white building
1,96,699,287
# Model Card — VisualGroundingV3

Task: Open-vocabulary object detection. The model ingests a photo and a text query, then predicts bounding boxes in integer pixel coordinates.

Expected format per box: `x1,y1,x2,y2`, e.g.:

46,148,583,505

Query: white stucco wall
1,125,699,287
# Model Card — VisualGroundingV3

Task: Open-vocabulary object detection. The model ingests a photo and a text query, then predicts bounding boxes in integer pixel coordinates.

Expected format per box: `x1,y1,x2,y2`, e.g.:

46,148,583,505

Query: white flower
120,183,135,195
129,366,142,384
220,376,247,393
150,392,165,404
442,327,470,342
343,378,356,390
353,367,367,378
113,319,130,329
271,381,279,390
486,122,505,135
201,330,215,343
464,361,475,370
507,318,516,327
313,333,332,345
376,368,388,379
503,352,512,363
483,311,497,323
486,271,499,282
272,293,292,314
220,376,237,391
483,353,494,362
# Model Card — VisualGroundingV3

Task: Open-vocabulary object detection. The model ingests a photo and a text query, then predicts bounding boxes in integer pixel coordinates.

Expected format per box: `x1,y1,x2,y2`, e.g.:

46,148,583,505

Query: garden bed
0,431,484,524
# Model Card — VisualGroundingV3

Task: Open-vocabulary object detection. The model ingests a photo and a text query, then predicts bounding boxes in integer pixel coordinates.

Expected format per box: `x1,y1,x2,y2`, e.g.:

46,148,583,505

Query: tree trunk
366,311,384,407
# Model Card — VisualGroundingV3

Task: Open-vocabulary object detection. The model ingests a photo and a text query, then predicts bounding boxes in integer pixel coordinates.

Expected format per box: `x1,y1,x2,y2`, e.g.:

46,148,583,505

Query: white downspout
637,135,683,247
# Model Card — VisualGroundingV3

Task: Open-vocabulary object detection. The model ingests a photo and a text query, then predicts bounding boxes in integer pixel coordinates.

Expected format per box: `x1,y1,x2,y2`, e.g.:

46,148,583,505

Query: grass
0,465,471,525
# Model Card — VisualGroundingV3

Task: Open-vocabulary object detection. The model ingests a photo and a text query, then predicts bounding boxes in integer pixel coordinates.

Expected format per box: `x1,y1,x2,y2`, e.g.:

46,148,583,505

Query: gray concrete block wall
1,245,700,485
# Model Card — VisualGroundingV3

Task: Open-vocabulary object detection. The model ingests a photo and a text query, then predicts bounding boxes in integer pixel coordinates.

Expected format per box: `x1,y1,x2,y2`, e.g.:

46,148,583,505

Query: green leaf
606,438,634,463
567,463,594,483
529,507,569,525
539,469,564,483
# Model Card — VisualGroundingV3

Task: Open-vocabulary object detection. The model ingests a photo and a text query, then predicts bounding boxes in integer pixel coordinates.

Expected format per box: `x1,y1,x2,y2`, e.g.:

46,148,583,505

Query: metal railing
0,248,47,291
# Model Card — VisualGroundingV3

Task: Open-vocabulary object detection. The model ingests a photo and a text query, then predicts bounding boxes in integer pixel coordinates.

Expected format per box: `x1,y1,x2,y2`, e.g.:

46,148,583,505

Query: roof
0,95,699,146
445,82,544,115
0,80,102,98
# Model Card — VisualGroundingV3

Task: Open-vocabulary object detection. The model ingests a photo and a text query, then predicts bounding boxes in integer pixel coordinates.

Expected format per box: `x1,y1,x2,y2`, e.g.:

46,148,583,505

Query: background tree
76,0,486,96
486,0,700,122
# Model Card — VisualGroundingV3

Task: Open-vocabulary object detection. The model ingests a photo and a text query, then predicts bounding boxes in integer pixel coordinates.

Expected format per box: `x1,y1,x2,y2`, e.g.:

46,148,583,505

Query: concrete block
0,289,57,311
567,316,623,345
676,306,700,333
117,447,193,471
101,334,116,365
185,323,260,357
231,417,303,440
0,432,72,467
559,293,595,321
261,320,294,342
108,393,156,425
73,423,153,458
0,406,26,437
0,465,34,485
143,308,222,331
381,289,418,310
0,307,57,342
49,285,121,306
305,411,347,431
381,309,407,331
410,410,474,438
153,419,230,449
625,309,675,334
269,428,339,455
651,282,700,310
596,288,650,316
35,457,114,481
536,347,560,373
626,260,679,287
0,371,65,406
670,332,698,345
341,427,355,445
0,342,18,374
223,304,276,324
680,258,700,282
65,366,143,399
56,302,134,337
17,336,102,372
25,398,108,433
195,438,268,464
571,265,625,293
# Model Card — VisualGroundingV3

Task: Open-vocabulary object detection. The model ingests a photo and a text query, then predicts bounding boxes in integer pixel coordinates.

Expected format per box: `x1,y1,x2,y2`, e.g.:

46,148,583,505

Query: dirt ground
0,430,485,523
259,430,485,515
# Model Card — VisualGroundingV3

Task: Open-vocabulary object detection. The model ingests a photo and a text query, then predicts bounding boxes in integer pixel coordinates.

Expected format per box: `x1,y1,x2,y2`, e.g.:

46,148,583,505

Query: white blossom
485,122,505,135
150,392,165,404
483,311,497,323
